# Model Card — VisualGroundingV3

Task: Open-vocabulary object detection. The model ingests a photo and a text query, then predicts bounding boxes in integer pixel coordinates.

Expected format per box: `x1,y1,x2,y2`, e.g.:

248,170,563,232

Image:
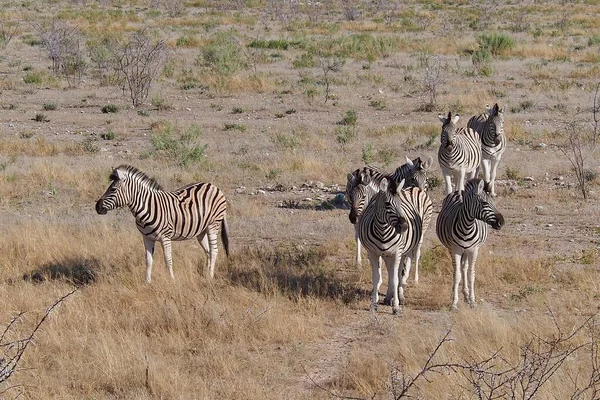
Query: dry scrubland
0,0,600,399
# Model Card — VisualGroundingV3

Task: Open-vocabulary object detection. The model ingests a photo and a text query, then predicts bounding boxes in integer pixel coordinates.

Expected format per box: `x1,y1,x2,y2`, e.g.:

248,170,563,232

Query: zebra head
463,179,505,230
347,171,379,224
377,177,409,236
95,167,131,215
439,112,460,149
488,103,506,146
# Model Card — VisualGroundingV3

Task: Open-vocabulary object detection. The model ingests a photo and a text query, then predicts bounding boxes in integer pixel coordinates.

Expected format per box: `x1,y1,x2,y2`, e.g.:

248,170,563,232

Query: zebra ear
492,103,500,115
438,113,447,124
347,173,356,185
114,168,127,181
405,156,413,166
477,179,485,193
500,104,506,113
396,178,405,193
379,177,389,192
452,114,460,124
423,156,433,170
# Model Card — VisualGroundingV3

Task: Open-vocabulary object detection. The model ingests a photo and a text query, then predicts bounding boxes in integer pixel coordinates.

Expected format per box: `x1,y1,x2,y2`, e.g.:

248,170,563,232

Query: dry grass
1,1,599,399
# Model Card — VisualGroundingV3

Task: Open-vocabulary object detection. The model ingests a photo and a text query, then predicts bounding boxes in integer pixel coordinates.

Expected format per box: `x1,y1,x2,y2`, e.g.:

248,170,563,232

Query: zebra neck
127,185,160,217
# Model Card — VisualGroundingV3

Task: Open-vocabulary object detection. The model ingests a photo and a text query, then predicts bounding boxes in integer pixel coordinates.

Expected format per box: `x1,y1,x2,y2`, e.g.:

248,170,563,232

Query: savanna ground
0,0,600,399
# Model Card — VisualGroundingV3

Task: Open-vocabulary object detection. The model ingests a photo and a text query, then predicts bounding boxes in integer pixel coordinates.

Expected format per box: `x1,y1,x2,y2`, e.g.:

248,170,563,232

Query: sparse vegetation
1,2,600,399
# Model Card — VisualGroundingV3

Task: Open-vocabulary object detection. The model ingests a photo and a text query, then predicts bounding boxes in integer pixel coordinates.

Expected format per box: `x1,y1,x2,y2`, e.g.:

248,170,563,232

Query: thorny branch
0,289,77,395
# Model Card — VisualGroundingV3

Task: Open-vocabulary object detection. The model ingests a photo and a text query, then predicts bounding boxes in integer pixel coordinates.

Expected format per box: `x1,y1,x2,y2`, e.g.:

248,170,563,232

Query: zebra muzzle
491,213,504,230
95,199,108,215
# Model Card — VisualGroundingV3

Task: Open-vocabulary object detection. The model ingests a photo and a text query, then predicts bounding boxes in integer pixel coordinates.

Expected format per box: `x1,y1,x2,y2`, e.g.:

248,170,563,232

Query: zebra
95,165,229,283
346,156,432,279
467,103,507,197
438,112,482,195
356,176,433,314
436,178,504,310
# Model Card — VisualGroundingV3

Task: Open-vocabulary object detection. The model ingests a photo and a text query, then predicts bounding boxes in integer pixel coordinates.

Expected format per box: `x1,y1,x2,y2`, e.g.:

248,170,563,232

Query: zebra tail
221,217,230,257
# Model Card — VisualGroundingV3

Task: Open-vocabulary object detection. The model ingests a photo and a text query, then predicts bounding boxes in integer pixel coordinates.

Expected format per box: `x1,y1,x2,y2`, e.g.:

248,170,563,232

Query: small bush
335,126,357,149
198,32,246,76
476,32,515,56
100,131,116,140
147,123,207,167
292,52,317,69
151,95,172,111
362,143,375,164
23,72,42,85
101,104,119,113
338,109,358,126
249,39,289,50
505,166,521,180
266,168,281,180
223,123,247,132
20,131,35,139
231,107,244,114
33,113,48,122
81,137,99,153
588,35,600,46
42,102,57,111
273,133,299,151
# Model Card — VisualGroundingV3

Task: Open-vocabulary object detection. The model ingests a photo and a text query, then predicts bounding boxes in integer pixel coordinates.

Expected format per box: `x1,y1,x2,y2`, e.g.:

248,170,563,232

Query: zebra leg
456,169,466,193
196,232,210,276
467,248,479,307
489,156,501,197
368,253,382,311
482,158,492,192
206,227,219,279
143,237,155,284
442,167,453,195
451,251,462,310
461,253,470,303
413,243,422,285
354,225,362,267
401,251,413,288
160,238,175,280
387,256,402,315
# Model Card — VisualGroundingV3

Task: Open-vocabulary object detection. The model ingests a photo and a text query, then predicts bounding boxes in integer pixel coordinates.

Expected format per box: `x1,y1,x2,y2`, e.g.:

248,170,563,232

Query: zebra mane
111,165,163,191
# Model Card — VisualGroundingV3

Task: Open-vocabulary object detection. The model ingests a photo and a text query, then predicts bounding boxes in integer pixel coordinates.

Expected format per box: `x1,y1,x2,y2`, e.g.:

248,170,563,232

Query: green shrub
81,137,99,153
338,109,358,126
100,131,116,140
198,32,246,76
249,39,289,50
42,102,57,111
101,104,119,113
23,72,42,85
147,123,208,167
292,52,317,69
362,143,375,164
335,126,357,149
33,113,48,122
588,35,600,46
476,32,515,56
151,95,172,111
223,123,247,132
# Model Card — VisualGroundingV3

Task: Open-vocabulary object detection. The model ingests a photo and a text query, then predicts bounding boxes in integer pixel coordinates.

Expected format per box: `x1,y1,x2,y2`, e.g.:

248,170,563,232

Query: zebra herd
346,103,506,312
94,103,506,313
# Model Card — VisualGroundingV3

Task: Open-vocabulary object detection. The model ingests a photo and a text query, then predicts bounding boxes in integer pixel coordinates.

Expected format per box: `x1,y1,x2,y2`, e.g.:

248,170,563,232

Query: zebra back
467,103,507,158
438,112,481,172
436,178,504,251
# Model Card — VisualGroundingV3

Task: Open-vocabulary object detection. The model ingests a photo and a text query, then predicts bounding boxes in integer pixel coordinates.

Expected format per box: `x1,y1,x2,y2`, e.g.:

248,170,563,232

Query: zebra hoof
370,303,378,312
469,301,478,309
450,304,458,312
383,296,392,306
392,307,401,316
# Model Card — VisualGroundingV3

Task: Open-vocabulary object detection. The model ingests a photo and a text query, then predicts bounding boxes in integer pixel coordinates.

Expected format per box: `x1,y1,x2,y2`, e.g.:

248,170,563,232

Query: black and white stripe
96,165,229,282
435,178,504,309
438,112,482,195
356,177,433,314
346,156,432,273
467,103,507,197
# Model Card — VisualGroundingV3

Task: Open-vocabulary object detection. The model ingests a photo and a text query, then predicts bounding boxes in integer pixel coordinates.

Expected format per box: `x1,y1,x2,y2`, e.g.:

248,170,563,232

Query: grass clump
198,31,246,76
249,39,289,50
42,102,57,111
23,72,42,85
101,104,119,113
476,32,515,56
100,131,116,140
146,122,208,167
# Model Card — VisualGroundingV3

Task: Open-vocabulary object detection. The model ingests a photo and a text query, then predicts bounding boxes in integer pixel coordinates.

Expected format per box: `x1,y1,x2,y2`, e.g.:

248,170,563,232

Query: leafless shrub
0,290,77,396
470,0,500,30
319,56,345,103
107,28,168,107
340,0,361,21
593,82,599,140
415,54,445,112
31,20,86,85
0,20,18,48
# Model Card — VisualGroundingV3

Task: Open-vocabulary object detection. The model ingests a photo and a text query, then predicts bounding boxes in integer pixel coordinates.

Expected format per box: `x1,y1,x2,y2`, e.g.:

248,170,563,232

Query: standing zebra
468,103,507,197
436,178,504,310
356,176,432,314
438,112,482,195
346,156,432,276
95,165,229,283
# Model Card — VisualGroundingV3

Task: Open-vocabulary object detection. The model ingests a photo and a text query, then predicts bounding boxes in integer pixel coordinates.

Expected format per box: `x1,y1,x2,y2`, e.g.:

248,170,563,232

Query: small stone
534,206,544,213
257,190,266,195
524,176,534,181
546,223,553,227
